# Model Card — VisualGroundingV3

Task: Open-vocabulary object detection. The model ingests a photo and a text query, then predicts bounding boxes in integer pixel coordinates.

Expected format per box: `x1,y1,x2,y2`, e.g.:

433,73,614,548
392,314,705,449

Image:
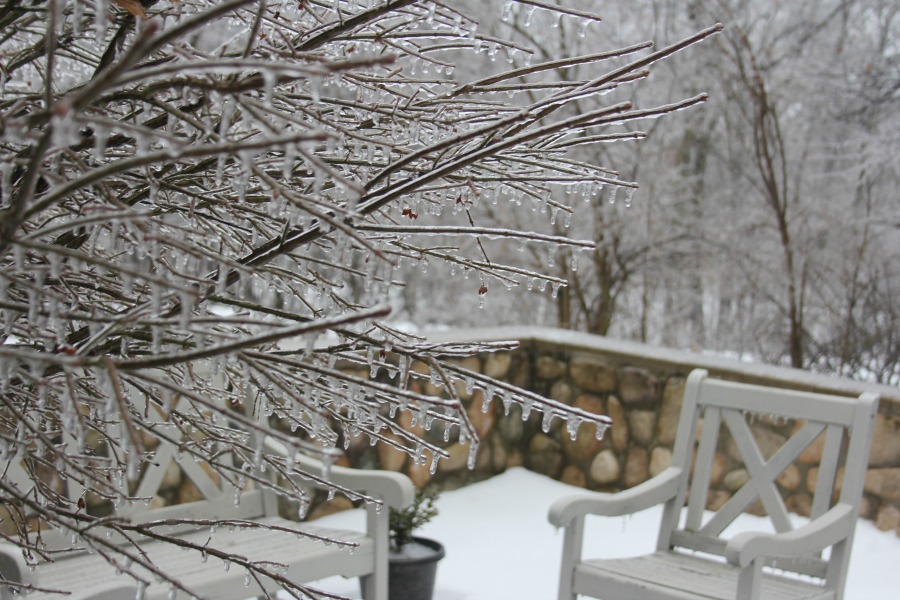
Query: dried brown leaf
112,0,147,19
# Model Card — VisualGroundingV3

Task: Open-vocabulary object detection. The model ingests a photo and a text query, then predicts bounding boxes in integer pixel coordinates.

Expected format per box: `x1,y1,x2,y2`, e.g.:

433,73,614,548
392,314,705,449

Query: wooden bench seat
576,551,835,600
0,392,415,600
22,517,372,600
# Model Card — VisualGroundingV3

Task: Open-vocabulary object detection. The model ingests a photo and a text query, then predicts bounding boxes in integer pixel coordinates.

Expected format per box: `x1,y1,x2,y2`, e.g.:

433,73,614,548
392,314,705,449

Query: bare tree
688,0,899,374
427,0,720,339
0,0,718,596
470,0,899,384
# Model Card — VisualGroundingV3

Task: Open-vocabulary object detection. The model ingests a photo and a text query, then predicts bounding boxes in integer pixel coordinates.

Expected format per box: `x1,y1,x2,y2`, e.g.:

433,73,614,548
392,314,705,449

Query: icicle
262,70,276,105
0,159,13,209
481,387,493,413
367,346,377,377
282,144,296,180
126,447,139,482
51,102,78,148
151,324,163,354
309,76,322,103
595,421,609,441
92,123,108,161
542,410,554,433
413,442,425,465
442,422,452,443
524,6,537,27
467,442,478,469
215,154,226,187
13,244,24,272
578,19,591,38
386,363,399,380
27,289,39,323
236,153,252,203
95,0,108,43
321,452,334,481
566,414,581,440
252,437,264,468
179,290,194,331
416,403,428,430
428,367,440,389
215,264,229,295
452,13,463,35
424,413,435,431
608,185,619,204
521,398,533,421
501,0,513,21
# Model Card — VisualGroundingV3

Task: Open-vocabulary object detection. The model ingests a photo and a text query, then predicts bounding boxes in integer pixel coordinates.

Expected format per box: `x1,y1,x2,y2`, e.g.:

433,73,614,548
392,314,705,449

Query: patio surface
310,467,900,600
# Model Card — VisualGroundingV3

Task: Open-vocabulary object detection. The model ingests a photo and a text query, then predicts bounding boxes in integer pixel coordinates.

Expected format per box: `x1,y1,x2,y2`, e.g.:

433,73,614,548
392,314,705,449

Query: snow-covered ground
310,467,900,600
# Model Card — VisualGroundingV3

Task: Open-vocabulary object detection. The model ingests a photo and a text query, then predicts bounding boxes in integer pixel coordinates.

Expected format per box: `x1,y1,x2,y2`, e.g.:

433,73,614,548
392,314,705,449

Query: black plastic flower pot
363,536,445,600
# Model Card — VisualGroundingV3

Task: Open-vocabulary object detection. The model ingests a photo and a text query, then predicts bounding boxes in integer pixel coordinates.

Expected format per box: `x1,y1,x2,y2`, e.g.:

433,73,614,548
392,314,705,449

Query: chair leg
557,518,584,600
361,504,389,600
736,559,762,600
360,572,384,600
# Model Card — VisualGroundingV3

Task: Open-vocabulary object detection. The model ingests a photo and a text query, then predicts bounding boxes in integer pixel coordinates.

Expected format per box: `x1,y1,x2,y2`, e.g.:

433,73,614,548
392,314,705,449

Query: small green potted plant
380,488,445,600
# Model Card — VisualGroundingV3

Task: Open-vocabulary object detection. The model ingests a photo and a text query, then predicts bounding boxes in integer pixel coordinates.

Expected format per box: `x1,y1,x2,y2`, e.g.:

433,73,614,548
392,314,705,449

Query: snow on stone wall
308,327,900,533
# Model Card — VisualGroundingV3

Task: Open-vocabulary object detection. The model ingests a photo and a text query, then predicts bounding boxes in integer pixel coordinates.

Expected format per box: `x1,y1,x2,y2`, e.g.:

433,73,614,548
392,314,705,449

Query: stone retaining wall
317,327,900,533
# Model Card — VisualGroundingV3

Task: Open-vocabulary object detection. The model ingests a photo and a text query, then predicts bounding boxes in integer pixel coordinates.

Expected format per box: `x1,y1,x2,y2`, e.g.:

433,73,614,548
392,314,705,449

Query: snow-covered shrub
0,0,717,596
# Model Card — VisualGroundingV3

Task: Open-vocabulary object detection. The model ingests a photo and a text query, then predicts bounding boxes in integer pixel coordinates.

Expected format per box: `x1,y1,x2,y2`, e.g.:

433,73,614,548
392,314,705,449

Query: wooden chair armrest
726,503,856,567
71,580,138,600
548,467,682,527
0,543,34,600
265,437,415,509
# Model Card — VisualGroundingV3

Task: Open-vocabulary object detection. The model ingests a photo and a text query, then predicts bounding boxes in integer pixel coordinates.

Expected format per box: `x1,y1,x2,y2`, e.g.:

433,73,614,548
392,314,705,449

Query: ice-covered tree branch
0,1,718,596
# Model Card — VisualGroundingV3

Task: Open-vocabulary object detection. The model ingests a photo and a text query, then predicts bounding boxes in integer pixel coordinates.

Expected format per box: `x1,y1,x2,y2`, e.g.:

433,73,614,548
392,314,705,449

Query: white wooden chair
549,369,879,600
0,391,415,600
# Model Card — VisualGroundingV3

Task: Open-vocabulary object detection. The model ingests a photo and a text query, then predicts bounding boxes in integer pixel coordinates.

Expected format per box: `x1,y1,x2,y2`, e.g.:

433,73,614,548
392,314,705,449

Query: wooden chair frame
0,390,414,600
549,369,879,600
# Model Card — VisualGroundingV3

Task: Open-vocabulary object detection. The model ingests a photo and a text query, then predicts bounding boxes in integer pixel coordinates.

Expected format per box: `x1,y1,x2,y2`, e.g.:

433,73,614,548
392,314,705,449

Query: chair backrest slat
810,423,844,520
685,404,722,532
